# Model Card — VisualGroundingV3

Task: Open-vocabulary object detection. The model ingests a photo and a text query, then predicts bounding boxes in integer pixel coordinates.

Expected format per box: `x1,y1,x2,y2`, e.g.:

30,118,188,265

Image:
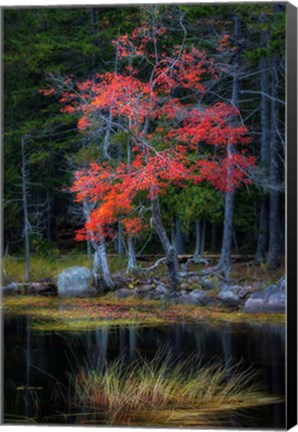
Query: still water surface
3,315,285,427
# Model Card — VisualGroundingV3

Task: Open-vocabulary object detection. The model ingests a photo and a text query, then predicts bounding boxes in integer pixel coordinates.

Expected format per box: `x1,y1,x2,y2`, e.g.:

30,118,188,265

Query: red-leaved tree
44,14,255,291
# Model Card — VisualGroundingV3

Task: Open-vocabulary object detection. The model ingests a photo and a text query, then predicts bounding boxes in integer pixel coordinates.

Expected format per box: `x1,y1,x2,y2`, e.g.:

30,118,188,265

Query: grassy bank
3,295,285,332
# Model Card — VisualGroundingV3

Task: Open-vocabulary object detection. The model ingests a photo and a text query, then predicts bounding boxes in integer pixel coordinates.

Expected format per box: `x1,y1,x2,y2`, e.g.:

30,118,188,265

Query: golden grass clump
70,354,280,426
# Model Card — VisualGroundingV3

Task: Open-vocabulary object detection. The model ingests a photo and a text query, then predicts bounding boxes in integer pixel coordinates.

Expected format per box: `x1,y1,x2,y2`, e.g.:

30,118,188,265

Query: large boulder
57,267,96,297
189,289,212,305
5,282,19,292
155,283,170,297
243,278,286,313
218,285,243,307
135,285,153,295
201,277,215,291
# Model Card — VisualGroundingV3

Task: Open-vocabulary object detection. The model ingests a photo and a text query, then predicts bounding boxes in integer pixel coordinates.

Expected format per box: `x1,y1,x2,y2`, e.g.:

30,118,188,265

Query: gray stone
218,285,242,307
57,267,96,297
243,293,266,312
243,280,286,313
267,291,285,312
264,284,277,296
169,291,181,299
144,292,155,300
176,295,198,305
6,282,19,291
115,288,135,299
155,283,170,296
201,277,215,290
189,289,211,305
135,285,152,295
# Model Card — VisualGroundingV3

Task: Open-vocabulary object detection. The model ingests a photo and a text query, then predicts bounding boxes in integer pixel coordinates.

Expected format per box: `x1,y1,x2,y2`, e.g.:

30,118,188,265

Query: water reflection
3,315,285,427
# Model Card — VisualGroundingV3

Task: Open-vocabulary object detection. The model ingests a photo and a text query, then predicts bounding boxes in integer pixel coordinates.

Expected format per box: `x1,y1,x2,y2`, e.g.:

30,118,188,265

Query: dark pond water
3,315,285,428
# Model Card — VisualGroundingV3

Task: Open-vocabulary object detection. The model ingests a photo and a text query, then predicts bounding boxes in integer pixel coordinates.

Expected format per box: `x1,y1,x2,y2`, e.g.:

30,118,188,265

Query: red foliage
42,21,256,243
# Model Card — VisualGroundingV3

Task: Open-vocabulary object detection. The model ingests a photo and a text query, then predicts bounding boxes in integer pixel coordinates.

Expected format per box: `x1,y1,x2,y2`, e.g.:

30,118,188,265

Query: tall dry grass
70,353,277,426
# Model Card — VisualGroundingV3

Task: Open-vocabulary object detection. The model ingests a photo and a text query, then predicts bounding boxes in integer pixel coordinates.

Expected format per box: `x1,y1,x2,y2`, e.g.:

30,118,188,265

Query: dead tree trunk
93,238,114,290
194,219,201,261
211,223,217,252
200,219,206,256
267,56,281,268
21,137,30,282
151,194,179,292
216,16,241,276
83,200,114,289
174,219,185,254
256,14,270,263
126,237,138,273
117,220,125,257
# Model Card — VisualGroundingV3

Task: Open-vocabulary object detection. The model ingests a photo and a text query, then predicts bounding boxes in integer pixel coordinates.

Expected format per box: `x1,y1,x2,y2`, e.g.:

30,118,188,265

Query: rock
57,267,96,297
243,292,266,312
5,282,19,291
243,279,286,313
264,284,277,296
144,292,155,300
115,288,135,299
29,282,57,294
180,282,191,290
155,283,170,297
176,295,198,305
201,277,215,290
169,291,181,299
267,291,285,312
218,285,243,307
29,282,42,293
135,285,152,295
189,289,212,305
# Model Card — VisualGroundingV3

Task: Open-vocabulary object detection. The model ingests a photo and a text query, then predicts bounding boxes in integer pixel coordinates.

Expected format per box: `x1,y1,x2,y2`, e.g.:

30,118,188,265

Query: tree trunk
151,194,179,292
174,219,185,254
46,188,52,241
21,137,30,282
194,219,201,259
126,237,138,273
92,245,101,279
211,223,217,252
200,219,206,256
93,238,114,289
216,16,241,276
83,199,95,259
256,197,269,262
256,14,270,263
117,220,125,257
87,239,92,258
216,191,235,275
267,56,281,268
